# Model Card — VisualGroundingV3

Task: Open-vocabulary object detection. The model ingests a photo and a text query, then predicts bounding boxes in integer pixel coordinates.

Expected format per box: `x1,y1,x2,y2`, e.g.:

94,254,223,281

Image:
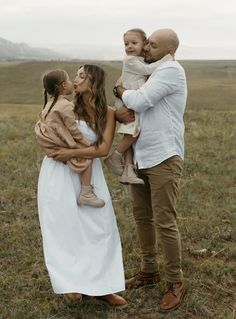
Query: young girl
104,28,173,184
35,69,105,207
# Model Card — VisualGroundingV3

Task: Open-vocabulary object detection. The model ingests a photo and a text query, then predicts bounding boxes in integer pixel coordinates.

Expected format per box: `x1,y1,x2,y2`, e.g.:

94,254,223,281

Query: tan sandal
64,293,82,302
95,293,127,308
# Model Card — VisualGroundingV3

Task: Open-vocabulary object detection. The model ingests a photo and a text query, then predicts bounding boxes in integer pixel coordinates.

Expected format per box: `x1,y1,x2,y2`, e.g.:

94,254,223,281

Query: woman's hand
48,148,76,162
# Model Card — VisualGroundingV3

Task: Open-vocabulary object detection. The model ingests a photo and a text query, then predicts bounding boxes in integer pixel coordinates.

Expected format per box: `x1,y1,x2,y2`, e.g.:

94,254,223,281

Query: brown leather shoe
125,271,160,289
96,294,127,307
159,282,185,311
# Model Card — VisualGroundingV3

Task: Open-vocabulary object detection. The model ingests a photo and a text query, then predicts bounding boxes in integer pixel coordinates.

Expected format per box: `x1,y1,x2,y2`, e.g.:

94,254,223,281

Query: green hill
0,60,122,106
0,60,235,110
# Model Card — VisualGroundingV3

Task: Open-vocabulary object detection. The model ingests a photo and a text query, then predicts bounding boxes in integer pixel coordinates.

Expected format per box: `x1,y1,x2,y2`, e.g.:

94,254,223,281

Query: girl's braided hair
42,69,67,118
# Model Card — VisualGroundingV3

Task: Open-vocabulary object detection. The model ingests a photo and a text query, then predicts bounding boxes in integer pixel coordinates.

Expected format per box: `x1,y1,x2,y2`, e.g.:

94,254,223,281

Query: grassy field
0,60,236,319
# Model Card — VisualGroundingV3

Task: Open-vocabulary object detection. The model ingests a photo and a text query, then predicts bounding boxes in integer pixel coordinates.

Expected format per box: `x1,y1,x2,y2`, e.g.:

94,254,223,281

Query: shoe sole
119,180,145,185
77,201,105,207
95,297,128,309
159,288,186,312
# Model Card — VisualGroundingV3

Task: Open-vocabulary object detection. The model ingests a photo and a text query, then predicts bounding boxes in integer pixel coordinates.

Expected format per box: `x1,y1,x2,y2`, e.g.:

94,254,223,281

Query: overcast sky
0,0,236,59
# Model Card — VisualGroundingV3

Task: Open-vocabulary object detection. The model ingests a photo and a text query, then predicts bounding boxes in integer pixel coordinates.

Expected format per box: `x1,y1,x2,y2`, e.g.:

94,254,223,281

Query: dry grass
0,60,236,319
0,60,120,106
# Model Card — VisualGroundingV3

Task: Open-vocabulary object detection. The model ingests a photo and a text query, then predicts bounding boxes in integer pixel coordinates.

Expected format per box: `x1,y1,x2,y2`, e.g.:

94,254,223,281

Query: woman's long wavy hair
74,64,107,147
42,69,67,118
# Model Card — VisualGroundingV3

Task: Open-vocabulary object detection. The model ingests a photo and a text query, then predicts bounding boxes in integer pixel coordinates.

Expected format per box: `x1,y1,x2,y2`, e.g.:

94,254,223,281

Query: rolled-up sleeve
122,66,179,113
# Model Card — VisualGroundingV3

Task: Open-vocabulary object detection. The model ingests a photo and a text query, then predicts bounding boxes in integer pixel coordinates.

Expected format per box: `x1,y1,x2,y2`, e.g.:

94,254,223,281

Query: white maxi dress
37,120,125,296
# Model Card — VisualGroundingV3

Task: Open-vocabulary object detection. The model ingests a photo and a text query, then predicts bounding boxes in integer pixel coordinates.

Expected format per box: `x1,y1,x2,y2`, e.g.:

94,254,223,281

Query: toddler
104,28,173,184
35,69,105,207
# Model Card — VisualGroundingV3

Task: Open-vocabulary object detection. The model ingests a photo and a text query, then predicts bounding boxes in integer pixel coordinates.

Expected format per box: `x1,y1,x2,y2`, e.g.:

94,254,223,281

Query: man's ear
168,47,175,56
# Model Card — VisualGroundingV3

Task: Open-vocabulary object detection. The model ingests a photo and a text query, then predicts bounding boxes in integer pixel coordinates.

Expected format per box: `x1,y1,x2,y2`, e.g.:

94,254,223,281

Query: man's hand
115,106,135,124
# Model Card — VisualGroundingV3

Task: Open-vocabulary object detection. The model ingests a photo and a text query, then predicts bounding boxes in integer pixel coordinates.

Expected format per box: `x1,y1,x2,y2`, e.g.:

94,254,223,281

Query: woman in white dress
37,64,126,306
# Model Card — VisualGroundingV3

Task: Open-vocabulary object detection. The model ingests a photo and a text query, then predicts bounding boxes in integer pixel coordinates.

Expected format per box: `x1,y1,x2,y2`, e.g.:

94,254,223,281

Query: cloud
1,5,31,14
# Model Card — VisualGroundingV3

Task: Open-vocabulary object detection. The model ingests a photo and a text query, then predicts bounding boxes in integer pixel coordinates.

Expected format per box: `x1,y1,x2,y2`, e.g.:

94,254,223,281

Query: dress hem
52,286,126,296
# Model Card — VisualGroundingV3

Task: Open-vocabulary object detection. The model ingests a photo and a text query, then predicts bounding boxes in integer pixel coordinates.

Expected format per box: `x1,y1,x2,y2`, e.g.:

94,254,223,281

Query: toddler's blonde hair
123,28,147,42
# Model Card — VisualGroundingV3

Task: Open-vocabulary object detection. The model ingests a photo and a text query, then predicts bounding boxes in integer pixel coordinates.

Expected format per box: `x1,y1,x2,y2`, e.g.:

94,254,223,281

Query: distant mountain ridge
1,37,235,61
0,37,66,60
49,42,236,60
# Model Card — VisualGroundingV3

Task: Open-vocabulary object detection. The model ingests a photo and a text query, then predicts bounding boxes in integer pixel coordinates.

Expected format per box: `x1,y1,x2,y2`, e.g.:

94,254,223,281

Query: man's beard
144,53,153,64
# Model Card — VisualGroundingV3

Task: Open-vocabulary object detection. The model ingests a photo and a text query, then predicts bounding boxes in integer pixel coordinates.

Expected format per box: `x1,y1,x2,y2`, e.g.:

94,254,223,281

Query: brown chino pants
131,155,183,283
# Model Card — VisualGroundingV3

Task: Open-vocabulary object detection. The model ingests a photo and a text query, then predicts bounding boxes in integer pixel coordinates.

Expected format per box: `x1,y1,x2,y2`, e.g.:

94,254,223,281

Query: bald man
114,29,187,311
